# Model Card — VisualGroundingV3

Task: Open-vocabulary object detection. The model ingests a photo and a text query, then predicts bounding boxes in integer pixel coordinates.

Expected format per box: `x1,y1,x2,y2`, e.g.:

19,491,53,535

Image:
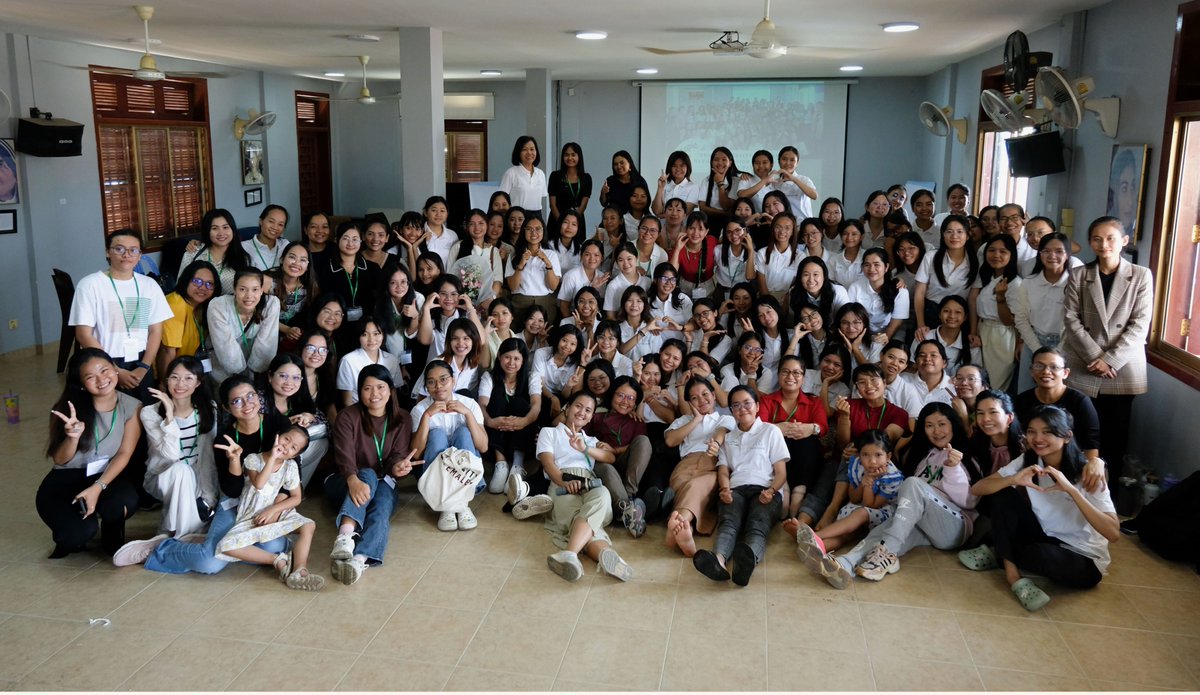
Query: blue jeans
144,499,286,575
326,469,400,565
421,426,485,493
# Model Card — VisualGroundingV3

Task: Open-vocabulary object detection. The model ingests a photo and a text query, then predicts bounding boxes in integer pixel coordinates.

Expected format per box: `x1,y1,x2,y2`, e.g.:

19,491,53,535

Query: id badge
346,306,364,322
86,457,110,477
121,337,140,362
693,286,708,299
194,348,214,373
382,475,396,489
220,497,239,511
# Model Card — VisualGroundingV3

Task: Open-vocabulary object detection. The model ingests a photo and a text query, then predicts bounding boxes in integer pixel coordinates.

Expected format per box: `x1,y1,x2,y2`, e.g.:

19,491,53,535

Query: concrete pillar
398,27,445,209
525,68,553,171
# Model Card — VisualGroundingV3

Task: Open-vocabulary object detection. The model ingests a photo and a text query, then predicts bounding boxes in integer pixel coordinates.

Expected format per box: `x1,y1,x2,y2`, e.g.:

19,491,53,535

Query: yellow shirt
162,292,201,356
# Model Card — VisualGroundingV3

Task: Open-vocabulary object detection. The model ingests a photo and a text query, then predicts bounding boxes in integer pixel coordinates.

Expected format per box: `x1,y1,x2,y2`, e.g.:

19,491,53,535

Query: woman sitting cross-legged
958,404,1119,611
540,391,634,583
325,364,418,586
692,386,788,587
663,376,729,558
790,402,983,589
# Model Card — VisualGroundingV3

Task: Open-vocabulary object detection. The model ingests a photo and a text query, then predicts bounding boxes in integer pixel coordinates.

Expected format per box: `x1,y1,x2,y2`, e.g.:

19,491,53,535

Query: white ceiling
0,0,1110,83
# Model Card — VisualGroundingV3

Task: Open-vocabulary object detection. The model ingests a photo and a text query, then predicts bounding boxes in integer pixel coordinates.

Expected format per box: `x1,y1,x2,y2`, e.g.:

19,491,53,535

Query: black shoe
730,542,757,587
693,549,731,581
643,487,664,518
659,488,676,517
196,497,215,523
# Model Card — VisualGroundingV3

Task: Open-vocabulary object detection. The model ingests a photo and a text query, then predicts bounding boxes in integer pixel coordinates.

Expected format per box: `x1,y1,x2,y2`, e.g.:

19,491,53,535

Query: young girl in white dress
214,425,323,591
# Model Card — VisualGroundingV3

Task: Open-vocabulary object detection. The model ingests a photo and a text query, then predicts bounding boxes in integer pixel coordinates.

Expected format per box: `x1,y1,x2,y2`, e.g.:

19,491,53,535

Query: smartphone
76,498,88,516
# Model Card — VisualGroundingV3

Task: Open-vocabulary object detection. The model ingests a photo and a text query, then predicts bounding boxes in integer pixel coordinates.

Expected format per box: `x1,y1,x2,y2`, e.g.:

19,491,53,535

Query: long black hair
1019,404,1088,483
198,208,249,271
979,234,1020,284
932,214,979,287
650,261,685,311
261,353,309,418
375,265,418,336
175,259,223,300
159,355,216,434
790,256,837,322
901,402,981,482
355,363,406,439
47,348,120,456
967,389,1024,474
488,337,532,408
861,247,901,313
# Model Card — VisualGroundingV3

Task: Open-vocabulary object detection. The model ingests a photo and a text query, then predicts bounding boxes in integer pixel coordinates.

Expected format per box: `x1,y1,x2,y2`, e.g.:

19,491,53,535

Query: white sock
511,450,526,475
338,523,356,537
353,553,368,564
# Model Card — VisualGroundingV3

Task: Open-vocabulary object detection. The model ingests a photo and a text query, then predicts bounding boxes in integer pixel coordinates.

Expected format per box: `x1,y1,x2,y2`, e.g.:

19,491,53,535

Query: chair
51,268,76,373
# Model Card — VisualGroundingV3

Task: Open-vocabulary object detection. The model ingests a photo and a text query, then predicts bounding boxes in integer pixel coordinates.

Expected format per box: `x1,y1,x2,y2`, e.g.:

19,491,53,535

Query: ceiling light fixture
575,30,607,40
636,68,658,75
344,34,381,42
479,69,502,76
881,22,920,33
324,71,345,77
840,65,864,72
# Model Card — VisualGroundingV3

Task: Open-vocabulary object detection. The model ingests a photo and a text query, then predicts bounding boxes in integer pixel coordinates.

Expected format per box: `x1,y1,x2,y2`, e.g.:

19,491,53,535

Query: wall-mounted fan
918,101,967,143
233,109,276,140
1003,31,1053,93
315,56,399,105
980,89,1035,132
1034,67,1120,137
84,6,226,82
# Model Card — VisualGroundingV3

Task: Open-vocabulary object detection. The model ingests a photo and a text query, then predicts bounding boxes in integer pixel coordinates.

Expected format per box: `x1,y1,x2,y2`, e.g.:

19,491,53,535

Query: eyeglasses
166,374,198,385
952,375,982,384
1031,363,1065,373
190,278,215,291
743,346,764,354
425,374,454,387
230,393,259,408
695,309,714,319
109,245,142,257
730,401,756,411
637,225,659,233
658,276,677,285
614,393,637,403
303,345,329,355
341,237,362,245
273,373,303,383
999,215,1024,223
438,291,460,299
319,308,344,318
779,369,804,377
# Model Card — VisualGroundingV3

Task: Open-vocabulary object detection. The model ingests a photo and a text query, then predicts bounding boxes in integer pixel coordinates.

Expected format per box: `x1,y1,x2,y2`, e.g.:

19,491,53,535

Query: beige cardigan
1061,259,1153,397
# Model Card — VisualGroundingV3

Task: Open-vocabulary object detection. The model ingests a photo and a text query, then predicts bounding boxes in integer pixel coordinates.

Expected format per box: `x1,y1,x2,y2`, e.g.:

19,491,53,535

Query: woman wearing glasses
159,260,220,375
261,353,329,489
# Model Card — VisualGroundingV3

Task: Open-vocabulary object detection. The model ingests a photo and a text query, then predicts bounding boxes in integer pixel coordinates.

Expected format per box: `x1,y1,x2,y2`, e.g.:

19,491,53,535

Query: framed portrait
244,187,263,207
241,140,265,186
1107,144,1149,241
0,209,15,234
1,139,19,205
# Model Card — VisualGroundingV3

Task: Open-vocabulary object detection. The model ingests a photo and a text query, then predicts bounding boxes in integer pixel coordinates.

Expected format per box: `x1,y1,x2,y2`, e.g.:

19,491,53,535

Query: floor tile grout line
656,570,681,692
443,548,520,687
112,628,190,691
548,568,596,690
3,617,90,686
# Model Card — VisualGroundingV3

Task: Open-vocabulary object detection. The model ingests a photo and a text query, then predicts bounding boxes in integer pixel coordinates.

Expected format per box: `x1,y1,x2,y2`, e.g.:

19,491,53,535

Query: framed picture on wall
0,209,15,234
1,139,20,205
244,187,262,207
241,140,265,186
1107,144,1149,241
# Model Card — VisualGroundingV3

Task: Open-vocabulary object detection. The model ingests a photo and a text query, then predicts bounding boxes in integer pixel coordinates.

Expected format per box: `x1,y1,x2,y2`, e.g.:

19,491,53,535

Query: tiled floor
1,348,1198,691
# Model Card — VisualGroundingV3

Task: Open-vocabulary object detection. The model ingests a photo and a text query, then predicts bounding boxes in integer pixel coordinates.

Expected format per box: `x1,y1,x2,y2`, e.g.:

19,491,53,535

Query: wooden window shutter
98,126,141,232
136,127,171,241
168,128,205,236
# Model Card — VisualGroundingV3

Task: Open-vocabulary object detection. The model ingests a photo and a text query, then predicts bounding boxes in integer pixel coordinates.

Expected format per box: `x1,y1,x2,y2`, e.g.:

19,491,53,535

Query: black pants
485,395,534,461
784,436,825,490
637,422,676,494
990,487,1102,589
1092,394,1135,480
35,468,139,555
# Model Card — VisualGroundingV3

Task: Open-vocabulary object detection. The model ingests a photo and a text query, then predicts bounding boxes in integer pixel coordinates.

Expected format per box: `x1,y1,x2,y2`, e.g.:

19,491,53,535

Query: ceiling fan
85,5,226,81
314,56,400,105
640,0,814,59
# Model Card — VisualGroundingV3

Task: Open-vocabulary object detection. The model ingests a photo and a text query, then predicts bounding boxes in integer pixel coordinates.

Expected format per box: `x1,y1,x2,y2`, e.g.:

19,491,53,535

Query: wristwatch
811,423,821,437
132,360,151,371
96,480,108,491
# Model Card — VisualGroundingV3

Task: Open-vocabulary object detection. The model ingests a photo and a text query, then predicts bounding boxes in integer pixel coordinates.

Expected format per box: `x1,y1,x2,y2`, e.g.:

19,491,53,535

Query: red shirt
585,411,647,449
847,398,910,440
759,390,829,432
676,237,718,284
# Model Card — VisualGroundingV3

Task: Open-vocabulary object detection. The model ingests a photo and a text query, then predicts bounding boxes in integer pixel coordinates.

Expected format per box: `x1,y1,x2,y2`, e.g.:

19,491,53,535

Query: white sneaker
331,556,366,586
597,547,634,582
513,494,554,520
437,511,459,531
457,508,478,530
547,550,584,582
506,471,529,505
489,460,510,494
330,533,355,560
112,534,169,567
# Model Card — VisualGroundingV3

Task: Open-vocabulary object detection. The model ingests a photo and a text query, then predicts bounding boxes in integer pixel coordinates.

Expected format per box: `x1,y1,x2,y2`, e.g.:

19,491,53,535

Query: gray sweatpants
841,477,970,567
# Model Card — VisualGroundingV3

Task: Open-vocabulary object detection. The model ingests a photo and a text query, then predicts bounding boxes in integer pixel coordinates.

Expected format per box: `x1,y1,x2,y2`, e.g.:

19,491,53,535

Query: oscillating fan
918,101,967,144
233,110,276,140
980,89,1032,132
1035,67,1121,137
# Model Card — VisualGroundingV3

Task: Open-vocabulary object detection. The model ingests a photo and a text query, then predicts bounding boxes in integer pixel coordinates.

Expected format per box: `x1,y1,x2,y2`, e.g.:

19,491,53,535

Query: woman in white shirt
846,248,910,340
913,295,981,376
720,331,777,397
961,405,1118,611
622,185,653,238
696,146,742,226
651,150,699,215
539,391,632,583
914,215,979,337
769,145,818,219
505,216,562,324
558,239,610,320
449,209,504,310
532,323,586,418
1013,232,1072,393
647,263,692,344
633,215,669,279
909,189,940,251
819,198,845,253
208,269,280,382
550,208,586,275
412,317,487,399
789,257,848,327
861,190,891,250
829,219,866,288
712,216,757,303
498,135,548,217
421,197,459,267
336,317,403,406
664,377,730,558
755,213,803,318
603,243,649,317
969,234,1023,392
933,183,971,229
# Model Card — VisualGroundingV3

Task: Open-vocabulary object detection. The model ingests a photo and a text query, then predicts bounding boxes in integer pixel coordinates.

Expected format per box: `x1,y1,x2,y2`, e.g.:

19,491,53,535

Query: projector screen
640,81,848,207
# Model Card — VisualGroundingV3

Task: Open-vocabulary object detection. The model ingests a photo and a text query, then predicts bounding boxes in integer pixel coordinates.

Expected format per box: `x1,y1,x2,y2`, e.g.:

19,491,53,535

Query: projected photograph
640,81,846,204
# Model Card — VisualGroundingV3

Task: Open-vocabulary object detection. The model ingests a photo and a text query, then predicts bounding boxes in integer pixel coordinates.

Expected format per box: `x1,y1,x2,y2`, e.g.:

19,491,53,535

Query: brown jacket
334,404,414,479
1062,259,1153,397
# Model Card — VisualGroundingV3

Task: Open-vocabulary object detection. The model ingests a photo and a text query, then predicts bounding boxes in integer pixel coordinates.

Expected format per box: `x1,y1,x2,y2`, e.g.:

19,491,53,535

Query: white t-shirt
915,252,974,307
769,173,816,218
336,348,403,402
647,293,692,343
536,423,600,473
755,246,804,293
499,165,548,212
603,273,651,314
531,346,577,396
558,266,607,304
69,270,173,361
410,393,484,434
846,277,910,333
242,236,287,271
997,459,1116,573
719,363,777,395
424,225,459,268
505,247,562,297
973,274,1023,322
718,417,789,489
665,411,727,457
828,250,863,289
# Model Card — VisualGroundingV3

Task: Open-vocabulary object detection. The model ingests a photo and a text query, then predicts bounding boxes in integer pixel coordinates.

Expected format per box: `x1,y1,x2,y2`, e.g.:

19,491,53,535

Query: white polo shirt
536,423,600,472
603,273,651,313
973,274,1023,322
755,246,803,293
662,178,699,206
499,165,548,213
718,417,789,489
846,277,910,333
424,225,459,267
915,252,974,306
828,250,863,289
242,236,288,271
665,411,728,456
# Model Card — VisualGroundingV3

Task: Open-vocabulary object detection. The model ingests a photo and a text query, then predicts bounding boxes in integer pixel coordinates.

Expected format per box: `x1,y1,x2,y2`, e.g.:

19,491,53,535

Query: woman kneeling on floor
539,391,634,582
692,385,788,587
959,404,1118,611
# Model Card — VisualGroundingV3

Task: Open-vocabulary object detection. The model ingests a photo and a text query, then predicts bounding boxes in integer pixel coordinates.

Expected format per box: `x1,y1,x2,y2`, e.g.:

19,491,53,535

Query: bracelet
132,361,151,370
95,480,108,491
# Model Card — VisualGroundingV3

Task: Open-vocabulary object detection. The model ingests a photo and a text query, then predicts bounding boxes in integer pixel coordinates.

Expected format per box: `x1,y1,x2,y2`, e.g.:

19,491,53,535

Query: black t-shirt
1099,267,1116,303
215,412,292,499
604,174,649,215
1014,387,1101,452
547,171,593,218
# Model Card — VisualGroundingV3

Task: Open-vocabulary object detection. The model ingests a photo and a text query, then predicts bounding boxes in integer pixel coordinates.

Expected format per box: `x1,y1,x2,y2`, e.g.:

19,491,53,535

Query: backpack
1126,471,1200,573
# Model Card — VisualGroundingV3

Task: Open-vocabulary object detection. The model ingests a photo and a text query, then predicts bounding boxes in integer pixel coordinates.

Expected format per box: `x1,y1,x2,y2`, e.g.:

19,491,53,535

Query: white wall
844,77,929,208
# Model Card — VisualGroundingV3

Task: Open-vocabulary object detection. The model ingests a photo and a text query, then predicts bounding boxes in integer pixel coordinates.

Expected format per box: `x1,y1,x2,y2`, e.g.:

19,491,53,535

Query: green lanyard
252,238,271,270
372,418,388,463
235,305,252,352
193,314,207,350
179,411,199,462
234,417,264,446
605,418,624,448
94,408,118,447
342,265,360,306
106,271,141,337
869,401,888,430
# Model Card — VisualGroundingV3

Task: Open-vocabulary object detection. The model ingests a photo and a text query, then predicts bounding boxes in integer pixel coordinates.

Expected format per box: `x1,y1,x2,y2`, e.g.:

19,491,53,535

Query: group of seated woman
38,137,1148,607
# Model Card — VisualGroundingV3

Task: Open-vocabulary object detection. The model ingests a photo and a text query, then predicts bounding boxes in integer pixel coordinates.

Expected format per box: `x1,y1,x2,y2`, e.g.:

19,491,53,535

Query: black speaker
16,116,85,157
1006,130,1065,178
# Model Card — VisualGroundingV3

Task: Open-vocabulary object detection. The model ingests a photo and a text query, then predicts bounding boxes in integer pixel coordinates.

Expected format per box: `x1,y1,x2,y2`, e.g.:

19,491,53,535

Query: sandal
286,568,326,591
274,551,293,582
957,545,999,571
1011,577,1050,611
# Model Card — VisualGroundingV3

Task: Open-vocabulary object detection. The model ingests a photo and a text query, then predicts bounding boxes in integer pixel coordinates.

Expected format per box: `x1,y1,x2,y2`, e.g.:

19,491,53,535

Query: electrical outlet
7,320,16,330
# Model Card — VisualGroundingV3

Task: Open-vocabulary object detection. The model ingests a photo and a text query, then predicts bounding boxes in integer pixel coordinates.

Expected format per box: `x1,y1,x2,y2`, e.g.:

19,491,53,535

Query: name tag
346,306,364,322
220,497,239,511
693,286,707,299
121,337,140,362
86,457,110,477
382,475,396,489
